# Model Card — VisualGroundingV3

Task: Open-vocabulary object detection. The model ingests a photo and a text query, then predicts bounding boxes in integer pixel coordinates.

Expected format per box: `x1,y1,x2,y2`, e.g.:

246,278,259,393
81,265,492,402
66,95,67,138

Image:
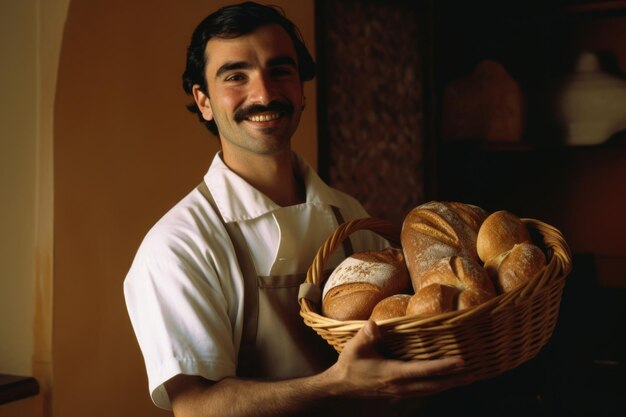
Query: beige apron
197,182,344,378
198,182,424,416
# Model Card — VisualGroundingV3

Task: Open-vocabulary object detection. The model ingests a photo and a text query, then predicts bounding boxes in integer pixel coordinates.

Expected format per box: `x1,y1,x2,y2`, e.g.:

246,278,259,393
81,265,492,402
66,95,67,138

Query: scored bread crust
407,256,496,317
401,201,488,289
322,283,384,321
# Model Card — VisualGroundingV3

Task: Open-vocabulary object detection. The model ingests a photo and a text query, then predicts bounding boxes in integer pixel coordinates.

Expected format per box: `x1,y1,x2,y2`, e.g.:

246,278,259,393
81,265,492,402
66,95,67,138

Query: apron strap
196,181,259,375
331,206,354,257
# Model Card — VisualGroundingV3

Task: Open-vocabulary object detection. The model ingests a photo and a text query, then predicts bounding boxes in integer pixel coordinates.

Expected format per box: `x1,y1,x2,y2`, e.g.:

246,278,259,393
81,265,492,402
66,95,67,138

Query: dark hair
182,1,316,136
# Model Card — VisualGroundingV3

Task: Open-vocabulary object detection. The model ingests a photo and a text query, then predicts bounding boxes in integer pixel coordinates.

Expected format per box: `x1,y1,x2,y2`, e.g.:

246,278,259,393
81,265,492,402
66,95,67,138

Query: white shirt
124,152,385,409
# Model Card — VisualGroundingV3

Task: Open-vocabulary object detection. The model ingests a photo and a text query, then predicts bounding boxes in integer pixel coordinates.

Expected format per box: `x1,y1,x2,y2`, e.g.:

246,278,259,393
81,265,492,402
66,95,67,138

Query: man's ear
192,85,213,121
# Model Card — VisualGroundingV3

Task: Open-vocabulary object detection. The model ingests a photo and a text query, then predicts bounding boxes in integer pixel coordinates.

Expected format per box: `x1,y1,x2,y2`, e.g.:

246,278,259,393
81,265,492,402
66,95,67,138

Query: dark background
316,1,626,415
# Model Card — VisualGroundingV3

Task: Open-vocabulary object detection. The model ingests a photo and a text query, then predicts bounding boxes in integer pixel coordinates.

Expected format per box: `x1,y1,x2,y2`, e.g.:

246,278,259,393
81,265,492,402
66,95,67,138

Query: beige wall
1,0,67,416
0,0,38,378
52,1,316,417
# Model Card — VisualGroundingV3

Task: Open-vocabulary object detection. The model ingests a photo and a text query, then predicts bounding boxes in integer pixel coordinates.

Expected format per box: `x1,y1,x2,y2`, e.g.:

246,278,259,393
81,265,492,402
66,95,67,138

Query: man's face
195,24,305,157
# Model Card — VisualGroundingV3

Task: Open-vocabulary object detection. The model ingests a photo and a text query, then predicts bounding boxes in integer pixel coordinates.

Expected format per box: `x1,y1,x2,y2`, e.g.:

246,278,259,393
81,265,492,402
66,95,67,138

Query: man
124,2,472,416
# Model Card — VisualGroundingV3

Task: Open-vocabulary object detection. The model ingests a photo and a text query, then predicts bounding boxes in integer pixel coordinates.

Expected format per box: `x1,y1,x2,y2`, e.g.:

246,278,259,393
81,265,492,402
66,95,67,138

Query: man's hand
320,320,474,399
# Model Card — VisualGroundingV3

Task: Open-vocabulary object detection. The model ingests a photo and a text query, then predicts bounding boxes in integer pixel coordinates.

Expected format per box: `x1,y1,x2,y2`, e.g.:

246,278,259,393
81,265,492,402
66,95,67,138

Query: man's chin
243,122,293,139
257,126,281,135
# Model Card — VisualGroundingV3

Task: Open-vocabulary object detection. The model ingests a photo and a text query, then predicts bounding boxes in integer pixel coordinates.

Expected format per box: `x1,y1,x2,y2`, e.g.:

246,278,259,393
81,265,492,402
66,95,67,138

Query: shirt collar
204,152,345,223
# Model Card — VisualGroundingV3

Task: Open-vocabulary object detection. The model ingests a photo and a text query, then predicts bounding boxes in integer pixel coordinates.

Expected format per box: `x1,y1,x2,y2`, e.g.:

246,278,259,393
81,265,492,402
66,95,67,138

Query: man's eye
225,74,245,82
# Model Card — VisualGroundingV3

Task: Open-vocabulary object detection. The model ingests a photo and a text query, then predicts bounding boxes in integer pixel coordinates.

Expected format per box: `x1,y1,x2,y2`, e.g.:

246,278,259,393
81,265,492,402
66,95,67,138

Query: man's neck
222,148,305,207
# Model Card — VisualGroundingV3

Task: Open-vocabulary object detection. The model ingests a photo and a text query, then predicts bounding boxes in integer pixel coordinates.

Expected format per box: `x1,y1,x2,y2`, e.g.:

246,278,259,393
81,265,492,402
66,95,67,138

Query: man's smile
246,112,283,122
234,101,294,124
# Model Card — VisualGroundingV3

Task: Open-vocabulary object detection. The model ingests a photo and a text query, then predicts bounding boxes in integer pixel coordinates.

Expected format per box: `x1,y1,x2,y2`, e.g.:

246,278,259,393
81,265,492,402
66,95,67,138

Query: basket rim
299,216,573,330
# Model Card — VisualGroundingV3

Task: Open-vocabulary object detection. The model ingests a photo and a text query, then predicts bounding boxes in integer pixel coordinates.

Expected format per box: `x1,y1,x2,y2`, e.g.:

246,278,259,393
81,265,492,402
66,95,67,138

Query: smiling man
191,22,305,207
123,2,473,417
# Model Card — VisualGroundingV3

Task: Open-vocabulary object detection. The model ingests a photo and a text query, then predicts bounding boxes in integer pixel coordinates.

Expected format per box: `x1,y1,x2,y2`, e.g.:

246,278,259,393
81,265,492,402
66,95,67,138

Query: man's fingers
343,320,381,355
360,320,381,341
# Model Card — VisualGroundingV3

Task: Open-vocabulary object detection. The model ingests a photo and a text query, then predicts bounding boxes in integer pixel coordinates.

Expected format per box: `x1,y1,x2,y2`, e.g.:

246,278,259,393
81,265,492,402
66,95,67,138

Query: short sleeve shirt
123,152,386,409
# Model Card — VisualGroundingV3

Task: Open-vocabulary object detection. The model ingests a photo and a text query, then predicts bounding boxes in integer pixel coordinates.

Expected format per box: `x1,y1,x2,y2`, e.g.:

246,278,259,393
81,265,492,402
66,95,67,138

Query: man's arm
165,321,474,417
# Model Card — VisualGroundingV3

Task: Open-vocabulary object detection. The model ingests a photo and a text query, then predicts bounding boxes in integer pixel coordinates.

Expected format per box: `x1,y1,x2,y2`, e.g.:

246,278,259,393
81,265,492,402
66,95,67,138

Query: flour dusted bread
407,256,496,317
322,248,411,320
401,201,488,289
485,242,547,293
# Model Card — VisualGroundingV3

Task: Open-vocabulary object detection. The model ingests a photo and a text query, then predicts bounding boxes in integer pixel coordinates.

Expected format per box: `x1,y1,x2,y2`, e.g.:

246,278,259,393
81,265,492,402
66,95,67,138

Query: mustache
233,101,294,123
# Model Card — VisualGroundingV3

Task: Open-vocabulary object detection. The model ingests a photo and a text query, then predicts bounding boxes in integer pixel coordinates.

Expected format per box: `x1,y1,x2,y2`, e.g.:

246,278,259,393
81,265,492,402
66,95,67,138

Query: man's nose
248,74,276,104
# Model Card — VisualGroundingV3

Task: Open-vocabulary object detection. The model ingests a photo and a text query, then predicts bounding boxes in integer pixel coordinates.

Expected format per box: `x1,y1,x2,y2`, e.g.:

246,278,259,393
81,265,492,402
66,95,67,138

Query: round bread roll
406,256,496,317
477,210,531,264
406,283,457,317
401,201,488,290
369,294,412,322
485,242,547,293
322,247,410,320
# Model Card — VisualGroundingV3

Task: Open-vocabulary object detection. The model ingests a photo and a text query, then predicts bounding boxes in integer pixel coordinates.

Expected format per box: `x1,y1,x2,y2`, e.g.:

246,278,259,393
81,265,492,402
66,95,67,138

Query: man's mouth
234,101,294,124
247,112,282,122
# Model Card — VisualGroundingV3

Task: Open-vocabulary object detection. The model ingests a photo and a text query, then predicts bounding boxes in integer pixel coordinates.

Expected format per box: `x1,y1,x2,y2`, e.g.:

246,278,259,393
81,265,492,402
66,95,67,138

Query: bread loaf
323,204,543,321
406,256,496,317
401,201,488,290
370,294,412,321
477,210,531,264
322,248,410,320
485,242,547,293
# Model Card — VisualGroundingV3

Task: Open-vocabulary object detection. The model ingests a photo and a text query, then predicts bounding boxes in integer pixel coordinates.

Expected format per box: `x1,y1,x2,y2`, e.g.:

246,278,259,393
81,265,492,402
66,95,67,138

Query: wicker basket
299,217,572,382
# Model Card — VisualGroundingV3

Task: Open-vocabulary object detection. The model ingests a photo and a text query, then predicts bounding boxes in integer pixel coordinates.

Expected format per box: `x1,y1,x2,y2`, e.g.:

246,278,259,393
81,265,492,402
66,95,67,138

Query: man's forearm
168,372,339,417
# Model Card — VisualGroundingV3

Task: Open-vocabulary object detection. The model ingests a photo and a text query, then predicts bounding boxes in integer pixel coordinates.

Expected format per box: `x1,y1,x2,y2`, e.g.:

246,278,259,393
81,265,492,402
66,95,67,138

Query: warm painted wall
53,1,316,417
0,0,38,378
1,0,67,416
